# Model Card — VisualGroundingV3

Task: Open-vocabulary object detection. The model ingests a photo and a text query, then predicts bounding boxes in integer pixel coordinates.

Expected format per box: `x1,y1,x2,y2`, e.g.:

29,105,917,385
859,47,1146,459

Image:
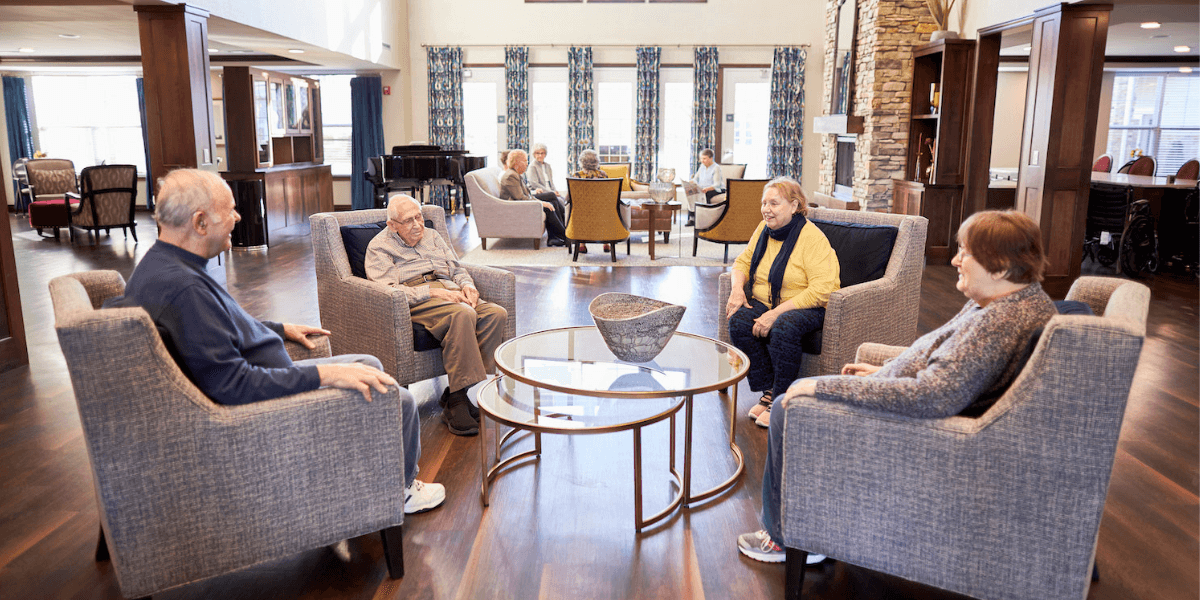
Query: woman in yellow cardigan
726,177,840,428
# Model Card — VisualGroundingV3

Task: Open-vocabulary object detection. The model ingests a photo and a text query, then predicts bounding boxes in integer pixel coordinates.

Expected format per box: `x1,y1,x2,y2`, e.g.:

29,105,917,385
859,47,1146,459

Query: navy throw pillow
809,219,899,289
1053,300,1094,316
340,221,387,279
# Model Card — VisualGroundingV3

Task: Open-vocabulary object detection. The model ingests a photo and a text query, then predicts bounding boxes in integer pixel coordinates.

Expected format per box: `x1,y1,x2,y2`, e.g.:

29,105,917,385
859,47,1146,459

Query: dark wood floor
0,212,1196,600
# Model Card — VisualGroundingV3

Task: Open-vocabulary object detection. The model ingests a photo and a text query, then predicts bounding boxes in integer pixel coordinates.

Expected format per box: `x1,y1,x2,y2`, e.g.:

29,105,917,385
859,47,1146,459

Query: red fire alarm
383,85,391,95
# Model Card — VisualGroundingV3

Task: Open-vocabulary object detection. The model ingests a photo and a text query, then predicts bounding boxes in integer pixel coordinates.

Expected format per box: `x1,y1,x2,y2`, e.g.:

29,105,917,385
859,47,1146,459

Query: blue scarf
746,214,806,308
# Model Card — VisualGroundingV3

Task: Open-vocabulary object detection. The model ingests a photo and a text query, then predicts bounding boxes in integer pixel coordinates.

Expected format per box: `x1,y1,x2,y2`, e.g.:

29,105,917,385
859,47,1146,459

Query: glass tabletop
477,374,686,433
493,327,749,398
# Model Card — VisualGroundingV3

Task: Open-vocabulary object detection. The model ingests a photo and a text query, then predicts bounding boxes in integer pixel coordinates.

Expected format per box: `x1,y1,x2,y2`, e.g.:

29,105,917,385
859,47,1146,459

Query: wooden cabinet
894,39,975,263
223,165,333,233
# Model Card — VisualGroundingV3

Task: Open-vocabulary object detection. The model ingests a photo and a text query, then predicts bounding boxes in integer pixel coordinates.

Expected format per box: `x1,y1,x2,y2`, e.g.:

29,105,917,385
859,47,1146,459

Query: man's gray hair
506,149,528,169
532,142,548,153
386,194,422,221
154,169,229,228
700,148,715,159
579,149,599,171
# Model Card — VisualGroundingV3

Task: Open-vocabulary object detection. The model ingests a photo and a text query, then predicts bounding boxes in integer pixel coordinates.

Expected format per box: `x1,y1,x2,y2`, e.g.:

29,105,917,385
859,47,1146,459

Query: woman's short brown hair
763,176,809,217
957,210,1048,283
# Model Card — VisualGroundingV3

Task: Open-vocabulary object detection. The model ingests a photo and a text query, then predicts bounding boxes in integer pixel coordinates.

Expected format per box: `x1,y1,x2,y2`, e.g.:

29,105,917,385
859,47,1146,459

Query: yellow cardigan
733,220,841,310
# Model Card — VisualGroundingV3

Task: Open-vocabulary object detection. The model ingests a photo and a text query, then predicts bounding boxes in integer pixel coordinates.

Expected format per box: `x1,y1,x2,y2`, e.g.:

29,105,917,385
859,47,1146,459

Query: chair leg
693,234,699,257
380,525,404,579
573,242,580,262
1092,561,1100,582
481,238,487,250
96,526,110,562
723,245,730,263
785,547,808,600
130,225,138,242
626,239,631,255
663,231,670,244
533,239,539,250
610,242,617,262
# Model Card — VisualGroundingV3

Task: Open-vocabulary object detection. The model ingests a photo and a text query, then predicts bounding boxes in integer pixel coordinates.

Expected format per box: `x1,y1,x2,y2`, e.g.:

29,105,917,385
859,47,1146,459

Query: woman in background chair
735,209,1056,565
571,149,613,253
526,143,562,201
726,177,840,429
683,148,725,225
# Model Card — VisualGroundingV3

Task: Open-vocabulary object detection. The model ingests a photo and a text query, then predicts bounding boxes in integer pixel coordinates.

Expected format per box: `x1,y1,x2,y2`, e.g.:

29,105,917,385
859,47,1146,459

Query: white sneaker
329,539,351,562
404,479,446,514
736,530,828,565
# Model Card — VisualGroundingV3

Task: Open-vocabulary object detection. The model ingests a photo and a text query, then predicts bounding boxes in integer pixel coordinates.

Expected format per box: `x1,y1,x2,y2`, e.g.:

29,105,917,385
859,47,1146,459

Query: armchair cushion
599,164,633,191
810,218,898,288
338,220,442,352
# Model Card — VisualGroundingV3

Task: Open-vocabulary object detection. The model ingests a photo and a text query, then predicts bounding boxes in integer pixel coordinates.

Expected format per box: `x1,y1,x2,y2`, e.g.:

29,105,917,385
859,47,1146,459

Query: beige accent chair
717,207,929,377
465,166,546,249
310,204,517,388
50,270,407,600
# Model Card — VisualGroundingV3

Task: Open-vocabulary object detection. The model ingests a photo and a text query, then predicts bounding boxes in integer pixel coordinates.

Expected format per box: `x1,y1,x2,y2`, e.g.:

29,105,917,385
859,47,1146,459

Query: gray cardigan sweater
813,283,1056,418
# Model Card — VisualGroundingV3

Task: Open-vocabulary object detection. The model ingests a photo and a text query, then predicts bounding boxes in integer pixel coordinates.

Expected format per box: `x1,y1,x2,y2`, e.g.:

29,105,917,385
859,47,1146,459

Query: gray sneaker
736,531,828,564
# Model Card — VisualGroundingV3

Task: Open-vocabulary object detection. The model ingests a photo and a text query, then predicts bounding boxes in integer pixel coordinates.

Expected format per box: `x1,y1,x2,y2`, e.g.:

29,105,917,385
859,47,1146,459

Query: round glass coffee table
478,326,750,531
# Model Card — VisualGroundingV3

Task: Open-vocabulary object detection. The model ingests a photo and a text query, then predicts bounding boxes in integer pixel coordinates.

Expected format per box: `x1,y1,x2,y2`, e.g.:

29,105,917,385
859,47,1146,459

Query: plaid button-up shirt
365,227,474,306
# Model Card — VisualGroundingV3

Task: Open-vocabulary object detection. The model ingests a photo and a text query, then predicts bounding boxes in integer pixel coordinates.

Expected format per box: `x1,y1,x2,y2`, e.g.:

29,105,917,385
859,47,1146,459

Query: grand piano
371,144,487,215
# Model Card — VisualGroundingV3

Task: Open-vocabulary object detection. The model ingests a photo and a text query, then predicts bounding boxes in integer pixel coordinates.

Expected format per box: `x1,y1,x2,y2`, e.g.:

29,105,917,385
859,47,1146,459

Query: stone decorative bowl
589,293,686,363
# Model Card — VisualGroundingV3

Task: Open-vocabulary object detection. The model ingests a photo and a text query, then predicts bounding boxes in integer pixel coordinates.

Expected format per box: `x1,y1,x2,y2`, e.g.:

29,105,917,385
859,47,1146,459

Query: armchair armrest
854,342,906,366
630,179,649,192
694,200,727,231
285,334,332,361
816,276,912,375
464,264,518,340
319,274,420,382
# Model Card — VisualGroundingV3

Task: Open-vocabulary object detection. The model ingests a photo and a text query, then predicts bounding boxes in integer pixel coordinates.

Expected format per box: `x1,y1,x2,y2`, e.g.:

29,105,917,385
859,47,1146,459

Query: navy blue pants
728,299,825,400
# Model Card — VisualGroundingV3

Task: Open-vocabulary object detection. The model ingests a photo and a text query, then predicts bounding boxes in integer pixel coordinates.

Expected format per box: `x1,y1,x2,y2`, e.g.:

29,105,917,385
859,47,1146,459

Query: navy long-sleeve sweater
105,241,319,404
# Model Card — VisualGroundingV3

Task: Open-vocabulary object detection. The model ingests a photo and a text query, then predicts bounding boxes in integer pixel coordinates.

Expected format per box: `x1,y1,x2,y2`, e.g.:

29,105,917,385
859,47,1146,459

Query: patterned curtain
505,46,529,152
690,47,719,174
566,46,595,172
351,76,386,210
767,47,807,181
427,46,464,209
634,46,661,183
3,76,35,209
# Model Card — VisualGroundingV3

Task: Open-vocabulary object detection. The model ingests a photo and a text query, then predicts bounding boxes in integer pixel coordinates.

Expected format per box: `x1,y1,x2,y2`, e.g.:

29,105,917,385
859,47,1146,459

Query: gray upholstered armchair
464,166,546,249
777,276,1151,600
50,270,407,600
717,207,929,377
310,205,517,388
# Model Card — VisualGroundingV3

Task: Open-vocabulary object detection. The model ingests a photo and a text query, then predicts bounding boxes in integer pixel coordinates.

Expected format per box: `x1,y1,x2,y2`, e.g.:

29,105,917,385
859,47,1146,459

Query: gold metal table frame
478,326,750,531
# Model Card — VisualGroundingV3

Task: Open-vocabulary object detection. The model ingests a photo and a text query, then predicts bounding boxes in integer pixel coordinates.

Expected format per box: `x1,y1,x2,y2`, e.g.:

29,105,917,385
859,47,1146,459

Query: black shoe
441,400,479,436
444,386,481,420
547,238,568,247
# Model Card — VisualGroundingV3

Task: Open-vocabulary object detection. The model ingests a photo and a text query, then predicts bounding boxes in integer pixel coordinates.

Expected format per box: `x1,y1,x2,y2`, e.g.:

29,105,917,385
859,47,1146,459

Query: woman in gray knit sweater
738,209,1057,564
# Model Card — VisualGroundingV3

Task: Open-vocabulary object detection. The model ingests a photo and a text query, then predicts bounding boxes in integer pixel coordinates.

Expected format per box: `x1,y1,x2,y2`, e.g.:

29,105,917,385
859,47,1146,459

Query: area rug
459,230,748,267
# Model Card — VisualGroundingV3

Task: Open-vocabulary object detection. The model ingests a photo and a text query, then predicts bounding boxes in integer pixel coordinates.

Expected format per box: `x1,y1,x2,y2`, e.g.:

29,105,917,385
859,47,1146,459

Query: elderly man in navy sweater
108,169,445,527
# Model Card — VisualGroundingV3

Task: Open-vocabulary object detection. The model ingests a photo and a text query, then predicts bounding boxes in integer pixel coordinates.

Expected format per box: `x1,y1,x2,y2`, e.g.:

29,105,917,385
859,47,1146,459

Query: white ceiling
0,1,1196,68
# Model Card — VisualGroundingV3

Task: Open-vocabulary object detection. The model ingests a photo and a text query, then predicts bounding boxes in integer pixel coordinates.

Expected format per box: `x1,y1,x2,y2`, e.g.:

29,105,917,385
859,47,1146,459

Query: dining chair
1175,159,1198,180
1091,154,1113,173
71,164,139,245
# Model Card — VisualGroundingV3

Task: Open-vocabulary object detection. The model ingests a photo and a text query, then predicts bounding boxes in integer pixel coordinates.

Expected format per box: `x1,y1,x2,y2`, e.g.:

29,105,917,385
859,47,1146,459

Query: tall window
595,68,636,164
31,75,146,174
1106,72,1199,176
657,68,693,179
721,68,772,179
316,75,353,175
462,67,504,168
529,67,567,183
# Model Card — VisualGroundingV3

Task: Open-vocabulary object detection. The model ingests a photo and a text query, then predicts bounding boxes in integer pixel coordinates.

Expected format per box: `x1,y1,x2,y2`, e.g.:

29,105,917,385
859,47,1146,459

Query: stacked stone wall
818,0,937,210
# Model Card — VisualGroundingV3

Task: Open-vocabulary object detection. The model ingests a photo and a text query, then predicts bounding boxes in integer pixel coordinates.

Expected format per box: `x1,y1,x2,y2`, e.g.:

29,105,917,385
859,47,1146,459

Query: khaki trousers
409,281,508,392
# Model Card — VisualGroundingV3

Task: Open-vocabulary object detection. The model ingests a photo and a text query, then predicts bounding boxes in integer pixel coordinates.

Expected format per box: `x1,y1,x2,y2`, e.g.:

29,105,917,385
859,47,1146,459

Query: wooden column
0,181,29,373
1014,3,1111,296
135,4,218,190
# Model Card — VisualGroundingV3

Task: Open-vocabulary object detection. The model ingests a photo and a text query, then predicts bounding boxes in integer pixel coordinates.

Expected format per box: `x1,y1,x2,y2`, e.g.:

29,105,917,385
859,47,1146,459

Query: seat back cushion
809,218,899,288
338,220,441,352
599,164,632,191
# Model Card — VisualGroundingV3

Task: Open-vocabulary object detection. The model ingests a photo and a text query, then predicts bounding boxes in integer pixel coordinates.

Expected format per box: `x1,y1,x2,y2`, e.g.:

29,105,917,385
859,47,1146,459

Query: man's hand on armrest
282,323,331,349
841,363,881,377
316,363,397,402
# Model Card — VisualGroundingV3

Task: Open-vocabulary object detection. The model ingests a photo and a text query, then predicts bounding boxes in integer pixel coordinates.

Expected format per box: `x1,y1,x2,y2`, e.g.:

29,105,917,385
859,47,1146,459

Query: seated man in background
366,195,509,437
499,149,569,247
108,169,444,529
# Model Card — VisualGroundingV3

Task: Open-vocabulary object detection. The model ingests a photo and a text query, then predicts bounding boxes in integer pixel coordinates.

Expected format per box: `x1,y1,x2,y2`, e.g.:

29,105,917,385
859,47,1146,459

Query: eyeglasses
389,215,423,228
955,248,973,260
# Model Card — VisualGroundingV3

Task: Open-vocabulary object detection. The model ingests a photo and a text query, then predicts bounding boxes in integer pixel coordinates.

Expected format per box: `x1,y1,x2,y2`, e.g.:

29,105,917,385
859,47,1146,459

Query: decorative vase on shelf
589,293,685,363
929,30,960,42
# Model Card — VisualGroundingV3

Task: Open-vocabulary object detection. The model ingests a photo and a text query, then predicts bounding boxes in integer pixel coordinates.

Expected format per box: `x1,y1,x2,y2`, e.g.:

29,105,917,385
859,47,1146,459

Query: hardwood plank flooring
0,213,1195,599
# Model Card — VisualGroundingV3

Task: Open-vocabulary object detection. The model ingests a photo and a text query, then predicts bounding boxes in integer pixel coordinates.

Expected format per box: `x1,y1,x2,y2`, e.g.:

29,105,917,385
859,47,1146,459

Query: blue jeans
761,398,787,542
728,299,825,400
296,354,421,487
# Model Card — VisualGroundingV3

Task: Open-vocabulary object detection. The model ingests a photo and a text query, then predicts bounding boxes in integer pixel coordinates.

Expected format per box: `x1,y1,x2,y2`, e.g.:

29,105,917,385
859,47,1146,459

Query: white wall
402,0,827,190
990,70,1028,169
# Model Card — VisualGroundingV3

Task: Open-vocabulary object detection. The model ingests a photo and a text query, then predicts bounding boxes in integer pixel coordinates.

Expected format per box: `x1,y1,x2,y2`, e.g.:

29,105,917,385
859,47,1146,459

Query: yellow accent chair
694,178,768,262
565,177,630,262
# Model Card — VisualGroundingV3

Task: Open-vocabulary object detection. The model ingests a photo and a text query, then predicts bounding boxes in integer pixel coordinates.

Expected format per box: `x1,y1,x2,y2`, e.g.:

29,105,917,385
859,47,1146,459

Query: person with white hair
107,168,444,516
499,149,568,247
526,143,560,199
365,194,510,436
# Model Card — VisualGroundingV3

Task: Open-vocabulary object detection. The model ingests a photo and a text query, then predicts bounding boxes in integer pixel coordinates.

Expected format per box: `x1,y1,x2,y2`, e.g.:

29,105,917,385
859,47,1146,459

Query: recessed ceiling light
208,48,219,53
1175,45,1192,53
58,33,80,39
1140,22,1161,29
18,48,34,53
288,49,305,54
1181,67,1194,74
